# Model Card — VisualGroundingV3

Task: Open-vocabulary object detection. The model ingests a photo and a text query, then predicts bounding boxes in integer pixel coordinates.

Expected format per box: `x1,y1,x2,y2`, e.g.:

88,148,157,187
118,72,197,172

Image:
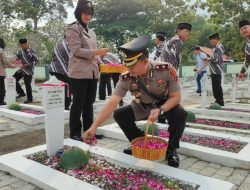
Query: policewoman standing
85,36,187,168
66,0,108,141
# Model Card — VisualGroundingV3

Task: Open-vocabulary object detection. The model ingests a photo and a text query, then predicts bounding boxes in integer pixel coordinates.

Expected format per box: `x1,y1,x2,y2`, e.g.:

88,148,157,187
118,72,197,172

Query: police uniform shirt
241,37,250,73
113,61,180,120
153,42,165,61
209,43,224,74
160,35,183,70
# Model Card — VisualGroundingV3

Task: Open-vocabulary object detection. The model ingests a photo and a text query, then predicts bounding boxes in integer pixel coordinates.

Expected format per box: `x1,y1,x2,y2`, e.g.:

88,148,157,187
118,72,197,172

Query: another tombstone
4,77,16,106
231,74,237,103
42,76,65,156
247,73,250,95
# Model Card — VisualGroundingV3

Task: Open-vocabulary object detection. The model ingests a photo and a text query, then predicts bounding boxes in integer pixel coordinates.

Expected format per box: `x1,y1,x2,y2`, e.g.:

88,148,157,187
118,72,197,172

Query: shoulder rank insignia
121,72,131,81
155,63,178,81
155,64,169,70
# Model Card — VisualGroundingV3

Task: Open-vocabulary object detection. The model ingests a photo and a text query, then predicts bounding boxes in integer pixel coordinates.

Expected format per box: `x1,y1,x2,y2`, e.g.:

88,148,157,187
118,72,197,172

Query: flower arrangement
84,136,97,146
99,64,127,73
8,104,44,115
159,129,244,153
28,150,198,190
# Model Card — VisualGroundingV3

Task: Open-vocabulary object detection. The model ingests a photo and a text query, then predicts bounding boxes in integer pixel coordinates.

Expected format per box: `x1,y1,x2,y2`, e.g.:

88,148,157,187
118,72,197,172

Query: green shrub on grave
8,103,22,111
186,111,196,122
208,103,221,110
239,99,249,104
59,147,91,170
139,123,159,136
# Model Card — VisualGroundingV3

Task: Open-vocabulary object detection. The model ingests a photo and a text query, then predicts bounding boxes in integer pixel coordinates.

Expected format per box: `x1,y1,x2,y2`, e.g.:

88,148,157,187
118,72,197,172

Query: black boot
123,147,132,155
166,149,179,168
70,135,83,142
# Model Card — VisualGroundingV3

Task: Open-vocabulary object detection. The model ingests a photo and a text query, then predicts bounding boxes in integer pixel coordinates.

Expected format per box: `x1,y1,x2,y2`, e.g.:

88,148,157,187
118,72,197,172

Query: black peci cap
239,20,250,28
19,38,27,44
177,23,192,31
156,32,166,38
208,32,220,40
118,35,151,67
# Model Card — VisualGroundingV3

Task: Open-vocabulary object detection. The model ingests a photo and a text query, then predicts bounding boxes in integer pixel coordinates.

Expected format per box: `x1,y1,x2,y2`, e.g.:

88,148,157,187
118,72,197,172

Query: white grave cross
42,76,65,156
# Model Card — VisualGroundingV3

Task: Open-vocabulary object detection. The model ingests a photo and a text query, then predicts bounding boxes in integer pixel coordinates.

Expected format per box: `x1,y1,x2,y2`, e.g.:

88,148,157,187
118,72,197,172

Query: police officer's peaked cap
19,38,27,44
208,32,220,40
118,35,151,67
177,23,192,31
156,32,166,38
239,20,250,28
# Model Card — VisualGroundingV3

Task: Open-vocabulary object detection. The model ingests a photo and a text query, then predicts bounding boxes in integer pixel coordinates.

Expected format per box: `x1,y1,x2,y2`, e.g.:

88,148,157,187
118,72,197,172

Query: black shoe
16,94,26,98
119,100,124,107
0,101,6,106
24,100,32,104
166,149,179,168
70,135,83,142
95,133,104,139
123,147,132,155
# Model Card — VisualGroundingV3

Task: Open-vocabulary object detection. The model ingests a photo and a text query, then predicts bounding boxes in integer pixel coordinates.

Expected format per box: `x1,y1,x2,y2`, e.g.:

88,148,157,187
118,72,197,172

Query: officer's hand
84,127,96,140
96,48,109,56
148,108,160,122
237,72,244,80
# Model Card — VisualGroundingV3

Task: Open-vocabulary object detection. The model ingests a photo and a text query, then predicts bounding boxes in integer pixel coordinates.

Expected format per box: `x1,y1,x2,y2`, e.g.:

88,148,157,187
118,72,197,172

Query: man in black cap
238,20,250,78
206,32,225,106
13,38,38,103
153,32,166,61
84,35,187,168
160,22,192,70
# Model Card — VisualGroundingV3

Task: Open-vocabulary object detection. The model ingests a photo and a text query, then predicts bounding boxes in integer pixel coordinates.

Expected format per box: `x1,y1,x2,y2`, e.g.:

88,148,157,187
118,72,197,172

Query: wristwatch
159,106,165,115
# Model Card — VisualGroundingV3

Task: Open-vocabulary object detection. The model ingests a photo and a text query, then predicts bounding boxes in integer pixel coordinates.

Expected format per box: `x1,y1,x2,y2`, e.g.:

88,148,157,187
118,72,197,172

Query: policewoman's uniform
113,35,187,167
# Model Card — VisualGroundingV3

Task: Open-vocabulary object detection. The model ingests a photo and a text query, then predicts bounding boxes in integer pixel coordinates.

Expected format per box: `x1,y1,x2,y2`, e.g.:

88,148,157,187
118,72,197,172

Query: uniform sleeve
166,71,180,94
1,50,13,68
113,79,129,98
240,44,250,73
66,26,96,59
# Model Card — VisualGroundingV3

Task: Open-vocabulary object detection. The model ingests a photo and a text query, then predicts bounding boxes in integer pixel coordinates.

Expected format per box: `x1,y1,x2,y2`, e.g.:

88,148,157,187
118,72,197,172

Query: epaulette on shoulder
155,63,169,71
155,63,178,81
121,72,131,81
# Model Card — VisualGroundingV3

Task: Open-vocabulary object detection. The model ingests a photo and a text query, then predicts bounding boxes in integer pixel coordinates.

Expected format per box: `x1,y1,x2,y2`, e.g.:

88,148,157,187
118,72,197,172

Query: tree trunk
33,18,38,31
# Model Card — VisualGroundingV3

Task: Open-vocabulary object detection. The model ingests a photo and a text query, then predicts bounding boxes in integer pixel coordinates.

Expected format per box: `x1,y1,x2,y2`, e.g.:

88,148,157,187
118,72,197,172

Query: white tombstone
247,73,250,95
42,76,65,156
4,77,16,106
221,72,225,85
231,74,236,103
200,74,208,109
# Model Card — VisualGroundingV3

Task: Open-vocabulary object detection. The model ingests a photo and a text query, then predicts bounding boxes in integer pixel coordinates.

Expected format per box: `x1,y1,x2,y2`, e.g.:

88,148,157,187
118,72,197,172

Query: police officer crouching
84,35,187,168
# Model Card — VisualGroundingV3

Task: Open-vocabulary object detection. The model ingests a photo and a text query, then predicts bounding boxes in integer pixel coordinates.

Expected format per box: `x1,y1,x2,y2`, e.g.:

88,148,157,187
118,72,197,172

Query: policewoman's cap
177,23,192,31
208,32,220,40
118,35,151,67
239,20,250,28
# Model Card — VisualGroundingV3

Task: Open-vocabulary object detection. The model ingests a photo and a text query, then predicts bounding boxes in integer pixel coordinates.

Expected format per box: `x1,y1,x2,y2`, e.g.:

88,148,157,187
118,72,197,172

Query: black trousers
0,76,5,102
211,74,224,104
99,73,111,100
13,70,33,101
69,78,97,136
113,104,187,149
50,72,71,109
111,73,120,88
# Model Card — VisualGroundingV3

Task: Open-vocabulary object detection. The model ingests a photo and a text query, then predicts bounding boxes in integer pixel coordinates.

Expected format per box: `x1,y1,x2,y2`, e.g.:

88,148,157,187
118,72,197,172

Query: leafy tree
0,0,73,30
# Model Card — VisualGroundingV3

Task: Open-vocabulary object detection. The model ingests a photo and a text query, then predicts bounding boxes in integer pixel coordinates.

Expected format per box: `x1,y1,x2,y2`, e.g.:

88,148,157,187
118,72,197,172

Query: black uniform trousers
13,70,33,101
99,73,111,100
211,74,224,105
111,73,120,88
69,78,97,137
50,72,71,109
0,76,5,102
113,104,187,149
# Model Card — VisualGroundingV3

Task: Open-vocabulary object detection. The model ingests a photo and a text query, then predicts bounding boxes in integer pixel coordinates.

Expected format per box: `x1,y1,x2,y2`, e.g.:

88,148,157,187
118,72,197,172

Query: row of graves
1,74,250,190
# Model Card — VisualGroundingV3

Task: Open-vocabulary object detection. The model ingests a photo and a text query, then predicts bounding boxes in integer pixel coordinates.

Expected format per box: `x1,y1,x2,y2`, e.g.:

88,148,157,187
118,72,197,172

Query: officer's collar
145,61,154,79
